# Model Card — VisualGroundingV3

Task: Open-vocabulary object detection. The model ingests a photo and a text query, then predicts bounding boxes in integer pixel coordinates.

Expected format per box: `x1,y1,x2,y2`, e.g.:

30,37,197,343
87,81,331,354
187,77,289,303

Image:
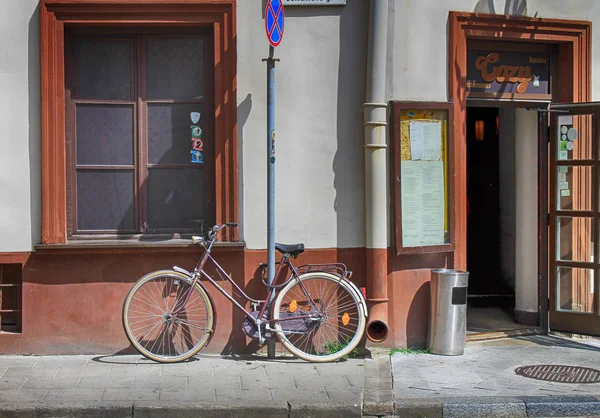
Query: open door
548,102,600,336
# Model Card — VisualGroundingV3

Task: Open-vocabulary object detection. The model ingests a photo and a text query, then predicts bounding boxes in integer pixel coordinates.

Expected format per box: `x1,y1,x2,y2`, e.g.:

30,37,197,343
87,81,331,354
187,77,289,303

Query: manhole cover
515,365,600,384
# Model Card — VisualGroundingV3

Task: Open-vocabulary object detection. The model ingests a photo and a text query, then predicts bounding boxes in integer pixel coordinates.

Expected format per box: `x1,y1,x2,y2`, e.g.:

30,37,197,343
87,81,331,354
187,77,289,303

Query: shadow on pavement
515,335,600,351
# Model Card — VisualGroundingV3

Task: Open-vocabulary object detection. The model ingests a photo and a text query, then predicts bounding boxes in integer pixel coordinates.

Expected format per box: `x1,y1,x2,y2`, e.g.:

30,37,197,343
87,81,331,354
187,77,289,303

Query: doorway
466,106,531,336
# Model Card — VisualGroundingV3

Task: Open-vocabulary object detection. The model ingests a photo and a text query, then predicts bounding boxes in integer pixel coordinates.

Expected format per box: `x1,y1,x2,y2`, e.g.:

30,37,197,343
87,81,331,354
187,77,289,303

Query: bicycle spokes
124,275,212,360
276,275,362,359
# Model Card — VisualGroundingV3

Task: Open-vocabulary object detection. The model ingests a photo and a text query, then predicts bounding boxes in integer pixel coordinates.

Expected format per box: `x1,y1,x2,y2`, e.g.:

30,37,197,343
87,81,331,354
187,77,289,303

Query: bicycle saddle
275,243,305,258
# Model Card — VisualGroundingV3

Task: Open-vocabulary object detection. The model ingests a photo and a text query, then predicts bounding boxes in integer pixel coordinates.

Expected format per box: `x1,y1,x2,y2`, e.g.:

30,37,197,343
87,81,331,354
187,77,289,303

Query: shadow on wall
237,93,252,241
473,0,530,16
333,0,368,249
407,281,431,349
29,4,41,247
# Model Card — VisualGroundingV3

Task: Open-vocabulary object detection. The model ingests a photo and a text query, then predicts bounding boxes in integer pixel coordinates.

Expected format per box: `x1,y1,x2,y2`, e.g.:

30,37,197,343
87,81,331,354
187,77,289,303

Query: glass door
548,102,600,336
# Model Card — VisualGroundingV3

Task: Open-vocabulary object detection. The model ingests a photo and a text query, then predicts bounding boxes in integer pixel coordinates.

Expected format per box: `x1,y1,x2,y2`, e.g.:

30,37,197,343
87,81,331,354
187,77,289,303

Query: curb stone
394,398,443,418
0,401,358,418
288,402,361,417
521,395,600,417
362,355,394,417
0,404,132,418
133,402,289,418
392,395,600,418
442,396,526,418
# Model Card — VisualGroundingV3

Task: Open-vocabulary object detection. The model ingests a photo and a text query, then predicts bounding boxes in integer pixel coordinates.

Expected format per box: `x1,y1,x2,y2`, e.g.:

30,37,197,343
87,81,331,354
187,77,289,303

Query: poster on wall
400,161,445,247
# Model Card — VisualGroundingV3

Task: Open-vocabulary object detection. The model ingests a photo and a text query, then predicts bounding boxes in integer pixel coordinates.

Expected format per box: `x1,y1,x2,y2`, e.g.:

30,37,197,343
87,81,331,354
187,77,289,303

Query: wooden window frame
390,101,455,255
41,0,238,244
64,30,216,239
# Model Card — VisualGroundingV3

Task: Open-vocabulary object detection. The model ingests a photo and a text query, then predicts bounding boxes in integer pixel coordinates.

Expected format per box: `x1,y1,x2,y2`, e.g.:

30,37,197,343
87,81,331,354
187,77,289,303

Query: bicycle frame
174,238,317,332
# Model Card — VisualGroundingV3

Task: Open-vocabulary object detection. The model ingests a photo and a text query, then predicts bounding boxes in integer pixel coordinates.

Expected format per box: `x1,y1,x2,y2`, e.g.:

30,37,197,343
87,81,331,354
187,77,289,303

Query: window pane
76,38,131,100
148,168,207,230
148,103,205,164
77,105,134,166
77,170,135,231
147,38,205,100
556,166,592,211
557,267,595,313
557,217,594,262
557,114,592,161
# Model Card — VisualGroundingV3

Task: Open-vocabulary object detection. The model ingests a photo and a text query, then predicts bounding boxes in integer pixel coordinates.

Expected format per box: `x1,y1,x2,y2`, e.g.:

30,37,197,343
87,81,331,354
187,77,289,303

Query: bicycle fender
295,271,369,318
343,279,369,318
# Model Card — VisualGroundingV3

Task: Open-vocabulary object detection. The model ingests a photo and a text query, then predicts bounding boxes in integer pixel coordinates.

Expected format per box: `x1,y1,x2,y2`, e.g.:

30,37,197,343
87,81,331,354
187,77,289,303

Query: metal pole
265,45,278,358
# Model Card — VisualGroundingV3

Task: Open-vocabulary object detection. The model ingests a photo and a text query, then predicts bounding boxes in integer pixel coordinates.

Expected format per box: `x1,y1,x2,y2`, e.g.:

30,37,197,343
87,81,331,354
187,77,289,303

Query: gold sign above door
467,50,551,100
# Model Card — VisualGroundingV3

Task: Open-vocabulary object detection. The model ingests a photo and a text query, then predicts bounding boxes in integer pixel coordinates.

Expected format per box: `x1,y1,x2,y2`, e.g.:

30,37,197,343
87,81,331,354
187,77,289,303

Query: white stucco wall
4,0,600,253
0,0,40,252
238,1,368,249
389,0,600,101
239,0,600,250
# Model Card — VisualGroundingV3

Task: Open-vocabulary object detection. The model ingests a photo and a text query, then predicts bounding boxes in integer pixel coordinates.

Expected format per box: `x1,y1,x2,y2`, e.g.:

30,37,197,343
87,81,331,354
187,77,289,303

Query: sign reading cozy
466,49,551,99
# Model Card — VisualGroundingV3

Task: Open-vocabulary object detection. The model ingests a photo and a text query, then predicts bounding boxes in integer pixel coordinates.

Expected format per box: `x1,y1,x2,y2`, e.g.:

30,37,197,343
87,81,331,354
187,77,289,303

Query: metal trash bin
427,269,469,355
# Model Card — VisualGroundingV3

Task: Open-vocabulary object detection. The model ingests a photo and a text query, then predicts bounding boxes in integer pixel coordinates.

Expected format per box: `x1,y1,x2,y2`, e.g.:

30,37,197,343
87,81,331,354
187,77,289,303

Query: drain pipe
364,0,389,343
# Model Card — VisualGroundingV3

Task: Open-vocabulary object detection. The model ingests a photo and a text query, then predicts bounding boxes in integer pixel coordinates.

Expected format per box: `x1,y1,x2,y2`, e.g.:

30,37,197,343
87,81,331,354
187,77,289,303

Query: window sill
0,330,22,335
34,239,245,255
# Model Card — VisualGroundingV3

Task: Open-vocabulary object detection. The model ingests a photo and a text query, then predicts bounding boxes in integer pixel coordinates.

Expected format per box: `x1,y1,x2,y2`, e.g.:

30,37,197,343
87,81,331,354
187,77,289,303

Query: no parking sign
265,0,284,47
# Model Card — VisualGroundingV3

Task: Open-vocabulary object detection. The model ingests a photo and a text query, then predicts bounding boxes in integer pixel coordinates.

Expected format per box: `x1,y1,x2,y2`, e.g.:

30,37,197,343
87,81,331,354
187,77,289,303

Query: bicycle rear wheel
272,272,366,362
122,270,214,363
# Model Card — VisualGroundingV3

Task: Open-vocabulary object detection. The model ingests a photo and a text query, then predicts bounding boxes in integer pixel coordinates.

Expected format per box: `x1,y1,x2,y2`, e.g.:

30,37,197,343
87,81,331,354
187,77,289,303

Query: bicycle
122,223,368,363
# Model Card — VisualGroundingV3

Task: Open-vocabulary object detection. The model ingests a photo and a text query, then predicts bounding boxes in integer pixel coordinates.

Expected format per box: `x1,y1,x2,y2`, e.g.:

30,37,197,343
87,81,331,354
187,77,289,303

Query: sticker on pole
265,0,284,47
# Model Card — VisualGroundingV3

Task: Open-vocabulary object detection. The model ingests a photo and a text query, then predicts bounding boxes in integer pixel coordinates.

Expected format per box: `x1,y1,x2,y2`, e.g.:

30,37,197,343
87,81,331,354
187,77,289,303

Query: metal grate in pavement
515,365,600,384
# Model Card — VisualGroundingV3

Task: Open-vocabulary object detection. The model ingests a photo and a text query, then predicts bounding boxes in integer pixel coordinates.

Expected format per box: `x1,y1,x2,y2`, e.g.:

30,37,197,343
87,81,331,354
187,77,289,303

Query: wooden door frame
40,0,238,244
449,12,591,330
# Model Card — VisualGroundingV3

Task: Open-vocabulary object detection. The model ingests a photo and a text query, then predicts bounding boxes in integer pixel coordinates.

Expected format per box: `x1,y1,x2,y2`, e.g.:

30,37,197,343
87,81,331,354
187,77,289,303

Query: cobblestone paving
392,335,600,399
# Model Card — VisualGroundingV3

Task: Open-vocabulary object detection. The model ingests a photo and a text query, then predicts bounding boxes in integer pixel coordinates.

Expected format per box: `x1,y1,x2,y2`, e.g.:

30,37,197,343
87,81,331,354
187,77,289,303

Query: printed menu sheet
400,160,445,247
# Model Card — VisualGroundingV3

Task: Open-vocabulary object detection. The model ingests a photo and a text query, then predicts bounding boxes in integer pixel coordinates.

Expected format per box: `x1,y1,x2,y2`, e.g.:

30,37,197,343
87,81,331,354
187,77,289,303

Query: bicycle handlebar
211,222,237,234
192,223,237,246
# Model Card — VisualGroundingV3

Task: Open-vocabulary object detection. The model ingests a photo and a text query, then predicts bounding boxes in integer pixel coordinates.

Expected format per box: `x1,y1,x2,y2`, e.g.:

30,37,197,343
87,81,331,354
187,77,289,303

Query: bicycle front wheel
122,270,214,363
272,272,366,362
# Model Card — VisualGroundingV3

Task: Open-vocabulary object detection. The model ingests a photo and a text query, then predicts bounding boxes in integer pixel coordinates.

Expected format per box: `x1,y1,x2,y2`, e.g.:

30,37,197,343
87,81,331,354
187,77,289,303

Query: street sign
283,0,345,5
265,0,284,47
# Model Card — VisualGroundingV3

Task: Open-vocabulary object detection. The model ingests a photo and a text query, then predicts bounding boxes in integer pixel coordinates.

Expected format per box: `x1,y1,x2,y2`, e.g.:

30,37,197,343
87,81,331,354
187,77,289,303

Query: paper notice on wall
409,122,423,160
401,161,445,247
421,121,442,160
409,121,441,161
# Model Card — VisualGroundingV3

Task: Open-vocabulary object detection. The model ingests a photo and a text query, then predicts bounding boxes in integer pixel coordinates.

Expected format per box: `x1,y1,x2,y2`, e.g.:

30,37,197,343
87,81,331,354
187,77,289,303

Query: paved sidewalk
2,335,600,417
392,335,600,417
0,354,365,417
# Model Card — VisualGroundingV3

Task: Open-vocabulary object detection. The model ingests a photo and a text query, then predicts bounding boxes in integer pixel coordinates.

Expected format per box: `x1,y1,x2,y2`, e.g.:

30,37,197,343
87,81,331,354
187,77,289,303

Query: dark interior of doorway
466,106,523,336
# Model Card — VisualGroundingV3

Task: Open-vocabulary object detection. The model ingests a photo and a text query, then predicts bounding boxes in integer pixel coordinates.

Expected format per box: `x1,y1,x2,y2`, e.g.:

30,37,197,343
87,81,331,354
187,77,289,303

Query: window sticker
190,125,202,138
190,112,201,124
192,138,204,151
190,150,203,164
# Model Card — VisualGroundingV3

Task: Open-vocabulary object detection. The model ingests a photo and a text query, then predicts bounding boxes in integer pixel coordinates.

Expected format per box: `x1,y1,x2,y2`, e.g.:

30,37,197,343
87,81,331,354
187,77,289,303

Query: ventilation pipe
364,0,389,342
